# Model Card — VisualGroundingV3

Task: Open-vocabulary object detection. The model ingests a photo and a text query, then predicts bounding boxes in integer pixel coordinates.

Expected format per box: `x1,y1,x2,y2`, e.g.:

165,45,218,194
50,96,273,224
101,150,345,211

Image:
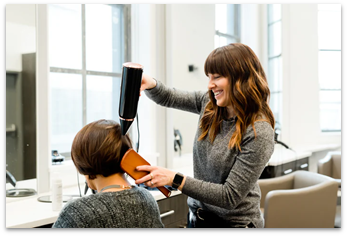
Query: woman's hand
134,165,176,188
140,74,157,96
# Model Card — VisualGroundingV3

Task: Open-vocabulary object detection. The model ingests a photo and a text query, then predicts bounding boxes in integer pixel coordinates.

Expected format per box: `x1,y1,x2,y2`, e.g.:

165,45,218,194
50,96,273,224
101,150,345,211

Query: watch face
173,172,184,188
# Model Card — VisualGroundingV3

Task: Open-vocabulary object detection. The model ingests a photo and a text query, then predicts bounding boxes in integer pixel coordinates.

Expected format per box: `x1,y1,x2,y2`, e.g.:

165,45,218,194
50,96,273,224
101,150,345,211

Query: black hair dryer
119,62,143,135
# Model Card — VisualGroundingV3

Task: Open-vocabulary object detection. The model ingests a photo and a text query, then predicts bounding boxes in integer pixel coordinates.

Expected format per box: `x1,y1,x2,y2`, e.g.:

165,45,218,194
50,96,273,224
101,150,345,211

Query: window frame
49,4,131,158
317,4,341,133
267,4,283,132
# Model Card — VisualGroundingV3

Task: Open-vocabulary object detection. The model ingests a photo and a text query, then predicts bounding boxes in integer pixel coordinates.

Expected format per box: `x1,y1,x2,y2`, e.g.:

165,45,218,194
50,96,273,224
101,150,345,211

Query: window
48,4,131,159
215,4,241,48
317,4,341,132
267,4,282,129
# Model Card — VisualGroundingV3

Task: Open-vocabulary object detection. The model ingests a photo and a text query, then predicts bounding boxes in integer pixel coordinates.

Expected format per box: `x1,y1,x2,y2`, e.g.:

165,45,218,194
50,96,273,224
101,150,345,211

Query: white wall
6,7,36,71
166,4,215,156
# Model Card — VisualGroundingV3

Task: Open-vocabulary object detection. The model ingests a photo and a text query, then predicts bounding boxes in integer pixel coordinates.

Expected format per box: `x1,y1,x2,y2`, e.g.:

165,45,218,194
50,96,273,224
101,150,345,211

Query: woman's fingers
136,165,155,172
134,165,155,185
135,166,176,187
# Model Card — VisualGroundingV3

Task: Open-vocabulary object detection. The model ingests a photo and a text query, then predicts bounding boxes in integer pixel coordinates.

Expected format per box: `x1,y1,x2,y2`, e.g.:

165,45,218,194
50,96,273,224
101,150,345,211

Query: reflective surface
6,5,37,185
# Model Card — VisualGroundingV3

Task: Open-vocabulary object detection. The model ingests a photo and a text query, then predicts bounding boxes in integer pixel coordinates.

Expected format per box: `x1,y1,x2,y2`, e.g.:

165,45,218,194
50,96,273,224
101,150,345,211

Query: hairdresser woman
135,43,275,228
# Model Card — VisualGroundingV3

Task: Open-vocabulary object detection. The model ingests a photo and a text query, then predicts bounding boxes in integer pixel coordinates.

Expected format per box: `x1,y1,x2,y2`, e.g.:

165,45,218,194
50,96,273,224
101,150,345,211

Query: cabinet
260,157,309,179
157,193,189,228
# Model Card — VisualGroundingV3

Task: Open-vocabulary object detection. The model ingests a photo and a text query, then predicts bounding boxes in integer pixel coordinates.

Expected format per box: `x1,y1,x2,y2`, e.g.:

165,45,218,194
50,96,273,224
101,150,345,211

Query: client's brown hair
71,119,133,179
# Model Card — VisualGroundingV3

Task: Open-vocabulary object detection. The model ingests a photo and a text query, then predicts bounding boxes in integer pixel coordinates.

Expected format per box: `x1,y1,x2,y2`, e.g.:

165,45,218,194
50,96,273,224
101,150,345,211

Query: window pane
268,4,281,23
318,5,341,50
268,21,282,57
318,51,341,89
215,35,238,48
50,73,83,153
320,90,341,104
216,36,228,48
268,57,282,92
269,92,282,124
86,75,121,124
318,4,341,132
214,35,220,48
267,59,275,91
318,4,340,11
227,37,238,45
85,4,123,73
268,4,282,126
320,102,341,132
320,91,341,131
215,4,228,34
49,4,82,69
216,4,240,36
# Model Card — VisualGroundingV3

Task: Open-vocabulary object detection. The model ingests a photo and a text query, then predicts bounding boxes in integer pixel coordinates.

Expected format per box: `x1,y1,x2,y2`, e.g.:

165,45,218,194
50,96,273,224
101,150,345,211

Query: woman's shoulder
245,120,274,140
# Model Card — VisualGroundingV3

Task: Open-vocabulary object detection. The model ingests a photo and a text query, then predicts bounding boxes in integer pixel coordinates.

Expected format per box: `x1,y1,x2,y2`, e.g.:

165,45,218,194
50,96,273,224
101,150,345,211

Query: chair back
262,171,338,228
293,170,334,189
331,153,341,179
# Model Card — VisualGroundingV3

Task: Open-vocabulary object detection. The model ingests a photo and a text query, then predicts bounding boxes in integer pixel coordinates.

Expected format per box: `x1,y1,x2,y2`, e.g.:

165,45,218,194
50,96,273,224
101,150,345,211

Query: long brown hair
71,119,133,179
199,43,275,151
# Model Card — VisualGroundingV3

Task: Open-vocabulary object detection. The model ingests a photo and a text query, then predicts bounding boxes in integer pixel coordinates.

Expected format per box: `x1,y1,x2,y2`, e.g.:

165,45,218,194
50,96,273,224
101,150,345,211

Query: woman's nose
208,79,215,90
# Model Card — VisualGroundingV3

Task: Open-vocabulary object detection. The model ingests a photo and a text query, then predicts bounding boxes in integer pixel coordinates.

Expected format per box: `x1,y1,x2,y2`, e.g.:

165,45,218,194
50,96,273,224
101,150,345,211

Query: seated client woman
52,119,164,228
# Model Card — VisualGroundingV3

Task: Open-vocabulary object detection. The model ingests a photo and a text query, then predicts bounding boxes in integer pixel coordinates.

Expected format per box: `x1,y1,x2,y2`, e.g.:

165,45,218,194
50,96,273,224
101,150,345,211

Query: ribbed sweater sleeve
144,80,208,115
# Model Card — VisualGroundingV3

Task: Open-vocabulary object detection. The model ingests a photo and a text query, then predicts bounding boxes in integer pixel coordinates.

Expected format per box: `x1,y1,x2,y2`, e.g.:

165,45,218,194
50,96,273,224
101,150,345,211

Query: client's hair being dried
71,119,133,179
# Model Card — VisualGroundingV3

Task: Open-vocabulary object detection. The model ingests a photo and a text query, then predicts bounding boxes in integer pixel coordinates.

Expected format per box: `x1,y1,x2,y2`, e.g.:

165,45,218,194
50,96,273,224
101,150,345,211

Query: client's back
53,187,163,228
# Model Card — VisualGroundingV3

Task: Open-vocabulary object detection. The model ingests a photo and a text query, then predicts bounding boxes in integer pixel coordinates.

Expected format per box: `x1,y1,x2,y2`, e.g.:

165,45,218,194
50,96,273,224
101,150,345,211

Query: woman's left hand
134,165,176,188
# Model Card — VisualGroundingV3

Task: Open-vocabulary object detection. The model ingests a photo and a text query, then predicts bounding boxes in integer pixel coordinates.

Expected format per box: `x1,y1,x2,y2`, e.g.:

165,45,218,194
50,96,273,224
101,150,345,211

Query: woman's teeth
215,91,222,96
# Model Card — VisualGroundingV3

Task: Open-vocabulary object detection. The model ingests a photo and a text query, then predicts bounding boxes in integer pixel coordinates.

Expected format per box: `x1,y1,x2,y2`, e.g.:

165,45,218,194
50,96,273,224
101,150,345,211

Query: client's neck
93,173,132,193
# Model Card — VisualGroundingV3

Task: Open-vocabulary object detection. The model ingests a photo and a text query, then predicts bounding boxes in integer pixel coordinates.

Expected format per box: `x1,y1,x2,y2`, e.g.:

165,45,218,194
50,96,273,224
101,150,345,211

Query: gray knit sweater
144,80,274,228
52,186,164,228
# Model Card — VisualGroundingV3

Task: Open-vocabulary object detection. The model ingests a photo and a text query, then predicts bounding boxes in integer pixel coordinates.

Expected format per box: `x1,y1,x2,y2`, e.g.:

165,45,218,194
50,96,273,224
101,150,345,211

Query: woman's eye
208,74,220,80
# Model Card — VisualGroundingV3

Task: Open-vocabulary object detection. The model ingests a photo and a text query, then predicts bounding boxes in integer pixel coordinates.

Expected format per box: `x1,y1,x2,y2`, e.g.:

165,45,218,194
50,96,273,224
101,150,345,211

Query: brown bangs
204,47,229,77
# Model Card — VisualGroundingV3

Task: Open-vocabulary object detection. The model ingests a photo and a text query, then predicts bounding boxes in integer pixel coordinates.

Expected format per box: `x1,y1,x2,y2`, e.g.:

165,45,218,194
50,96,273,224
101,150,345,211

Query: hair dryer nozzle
120,119,133,135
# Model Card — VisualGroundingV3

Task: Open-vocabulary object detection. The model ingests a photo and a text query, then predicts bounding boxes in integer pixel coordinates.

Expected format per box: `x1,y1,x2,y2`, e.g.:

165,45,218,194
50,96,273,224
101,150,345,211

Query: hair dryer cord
136,114,140,152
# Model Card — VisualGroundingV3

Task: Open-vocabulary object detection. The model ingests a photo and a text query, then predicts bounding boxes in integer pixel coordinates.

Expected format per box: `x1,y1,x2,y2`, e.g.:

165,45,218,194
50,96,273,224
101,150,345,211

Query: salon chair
317,151,341,188
317,151,341,227
258,170,338,228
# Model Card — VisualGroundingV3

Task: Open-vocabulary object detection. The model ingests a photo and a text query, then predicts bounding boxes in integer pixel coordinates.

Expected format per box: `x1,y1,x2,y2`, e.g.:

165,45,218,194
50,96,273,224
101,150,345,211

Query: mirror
6,4,37,192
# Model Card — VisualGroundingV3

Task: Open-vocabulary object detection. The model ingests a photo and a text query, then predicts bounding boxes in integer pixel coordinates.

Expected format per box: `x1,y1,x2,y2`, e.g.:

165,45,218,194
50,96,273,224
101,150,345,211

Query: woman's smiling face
207,73,232,108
